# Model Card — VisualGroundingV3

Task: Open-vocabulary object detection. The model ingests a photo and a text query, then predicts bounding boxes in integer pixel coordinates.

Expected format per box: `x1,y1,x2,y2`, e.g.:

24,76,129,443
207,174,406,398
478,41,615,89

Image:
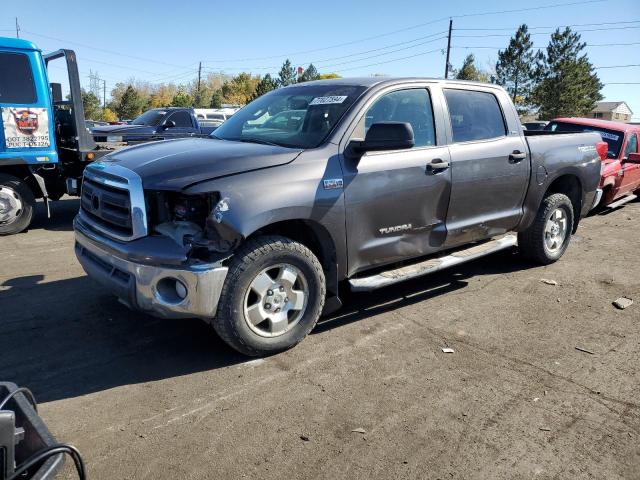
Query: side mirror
162,120,176,129
626,152,640,164
50,83,63,103
349,122,415,156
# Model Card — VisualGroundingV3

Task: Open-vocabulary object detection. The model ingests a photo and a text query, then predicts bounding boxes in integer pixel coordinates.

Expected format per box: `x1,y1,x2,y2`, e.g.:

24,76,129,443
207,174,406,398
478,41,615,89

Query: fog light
175,280,188,299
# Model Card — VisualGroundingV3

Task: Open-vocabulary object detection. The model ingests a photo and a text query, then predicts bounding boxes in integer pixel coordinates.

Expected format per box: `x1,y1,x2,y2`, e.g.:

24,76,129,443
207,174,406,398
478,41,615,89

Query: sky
2,0,639,118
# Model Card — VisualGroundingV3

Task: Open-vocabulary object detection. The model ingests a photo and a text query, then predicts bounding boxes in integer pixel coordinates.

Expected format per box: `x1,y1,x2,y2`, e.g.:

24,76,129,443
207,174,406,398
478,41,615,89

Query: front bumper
74,220,228,319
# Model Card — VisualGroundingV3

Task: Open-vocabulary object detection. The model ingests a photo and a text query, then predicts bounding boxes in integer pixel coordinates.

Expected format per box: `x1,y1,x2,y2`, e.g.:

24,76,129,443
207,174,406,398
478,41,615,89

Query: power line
21,30,192,69
201,0,604,63
595,64,640,69
454,25,640,38
452,41,640,50
335,48,444,73
453,19,640,31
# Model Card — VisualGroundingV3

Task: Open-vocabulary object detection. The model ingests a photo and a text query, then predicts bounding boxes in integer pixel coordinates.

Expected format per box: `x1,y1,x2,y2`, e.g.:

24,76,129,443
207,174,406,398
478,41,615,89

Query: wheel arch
246,219,340,297
544,174,583,233
0,165,42,199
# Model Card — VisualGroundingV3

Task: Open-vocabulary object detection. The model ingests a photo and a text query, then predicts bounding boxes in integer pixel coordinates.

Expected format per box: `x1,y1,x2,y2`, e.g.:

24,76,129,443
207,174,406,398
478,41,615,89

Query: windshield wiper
226,137,285,147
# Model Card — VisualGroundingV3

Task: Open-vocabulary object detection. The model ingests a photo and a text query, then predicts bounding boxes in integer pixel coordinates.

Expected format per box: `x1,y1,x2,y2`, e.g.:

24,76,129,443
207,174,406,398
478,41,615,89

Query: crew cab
91,107,218,143
73,78,604,356
545,118,640,208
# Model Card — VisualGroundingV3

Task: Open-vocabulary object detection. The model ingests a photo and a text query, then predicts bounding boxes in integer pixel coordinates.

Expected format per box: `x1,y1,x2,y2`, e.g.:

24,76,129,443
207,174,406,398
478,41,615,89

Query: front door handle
509,150,527,163
427,159,450,173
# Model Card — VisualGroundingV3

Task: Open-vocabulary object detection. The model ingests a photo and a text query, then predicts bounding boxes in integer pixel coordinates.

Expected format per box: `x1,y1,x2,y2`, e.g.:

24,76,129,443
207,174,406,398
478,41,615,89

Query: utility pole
196,62,202,104
15,17,20,38
103,80,107,115
444,18,453,79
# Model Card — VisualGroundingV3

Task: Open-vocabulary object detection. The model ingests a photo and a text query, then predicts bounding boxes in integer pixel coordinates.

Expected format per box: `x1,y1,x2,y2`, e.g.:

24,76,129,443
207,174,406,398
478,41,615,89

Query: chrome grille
79,163,148,241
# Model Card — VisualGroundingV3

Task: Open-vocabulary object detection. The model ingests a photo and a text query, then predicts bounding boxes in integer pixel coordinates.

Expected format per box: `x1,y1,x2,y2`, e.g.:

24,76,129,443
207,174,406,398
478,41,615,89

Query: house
591,101,633,122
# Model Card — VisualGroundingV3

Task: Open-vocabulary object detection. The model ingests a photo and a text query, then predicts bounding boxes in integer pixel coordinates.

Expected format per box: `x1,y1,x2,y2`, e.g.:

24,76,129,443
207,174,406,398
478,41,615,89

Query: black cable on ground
0,387,37,412
7,443,86,480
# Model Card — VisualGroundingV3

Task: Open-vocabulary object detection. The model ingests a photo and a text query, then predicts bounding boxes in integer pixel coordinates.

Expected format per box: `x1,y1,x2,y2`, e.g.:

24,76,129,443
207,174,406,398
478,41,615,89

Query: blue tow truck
0,37,117,235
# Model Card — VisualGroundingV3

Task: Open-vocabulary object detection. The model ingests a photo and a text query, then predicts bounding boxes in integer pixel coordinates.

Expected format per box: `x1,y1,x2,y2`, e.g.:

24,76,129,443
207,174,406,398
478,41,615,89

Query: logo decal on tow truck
1,107,50,148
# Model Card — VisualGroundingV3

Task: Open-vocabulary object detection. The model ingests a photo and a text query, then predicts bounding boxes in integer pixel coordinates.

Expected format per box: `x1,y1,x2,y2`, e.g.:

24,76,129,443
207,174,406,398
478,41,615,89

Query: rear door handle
509,150,527,163
427,159,450,173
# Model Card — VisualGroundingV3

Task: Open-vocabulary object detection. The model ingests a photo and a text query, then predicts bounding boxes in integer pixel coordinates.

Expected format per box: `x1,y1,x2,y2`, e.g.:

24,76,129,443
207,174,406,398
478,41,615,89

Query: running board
607,194,637,210
349,234,518,292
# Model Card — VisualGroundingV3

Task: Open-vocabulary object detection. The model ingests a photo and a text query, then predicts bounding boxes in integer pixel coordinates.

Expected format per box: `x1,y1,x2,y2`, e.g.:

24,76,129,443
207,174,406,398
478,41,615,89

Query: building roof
553,117,640,133
592,101,633,114
0,37,40,51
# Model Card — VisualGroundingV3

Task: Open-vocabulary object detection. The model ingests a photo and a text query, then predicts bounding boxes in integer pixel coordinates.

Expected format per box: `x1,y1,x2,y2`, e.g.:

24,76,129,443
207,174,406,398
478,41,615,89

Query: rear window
0,52,37,104
545,121,624,159
444,89,506,142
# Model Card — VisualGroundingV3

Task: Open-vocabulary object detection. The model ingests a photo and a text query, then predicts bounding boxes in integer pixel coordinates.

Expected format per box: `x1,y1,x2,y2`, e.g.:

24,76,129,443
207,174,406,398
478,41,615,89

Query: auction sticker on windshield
598,131,620,141
309,96,348,105
2,107,50,148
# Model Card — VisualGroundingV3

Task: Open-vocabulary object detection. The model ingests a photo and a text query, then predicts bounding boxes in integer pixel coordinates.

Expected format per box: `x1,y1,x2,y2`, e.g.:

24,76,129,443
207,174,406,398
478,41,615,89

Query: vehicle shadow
28,196,79,232
0,248,532,403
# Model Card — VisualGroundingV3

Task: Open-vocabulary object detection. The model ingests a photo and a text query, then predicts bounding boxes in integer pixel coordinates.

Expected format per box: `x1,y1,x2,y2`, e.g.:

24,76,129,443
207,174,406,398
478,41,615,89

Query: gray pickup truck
73,78,604,356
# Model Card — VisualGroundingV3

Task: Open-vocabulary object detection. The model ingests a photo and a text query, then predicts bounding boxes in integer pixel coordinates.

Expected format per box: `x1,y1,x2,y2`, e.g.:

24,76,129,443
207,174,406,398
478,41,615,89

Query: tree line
82,61,339,121
453,25,602,118
82,25,603,121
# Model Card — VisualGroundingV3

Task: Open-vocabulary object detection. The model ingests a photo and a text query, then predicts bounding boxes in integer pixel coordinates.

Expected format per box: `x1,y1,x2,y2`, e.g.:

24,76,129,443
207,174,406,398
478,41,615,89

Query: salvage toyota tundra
73,78,605,356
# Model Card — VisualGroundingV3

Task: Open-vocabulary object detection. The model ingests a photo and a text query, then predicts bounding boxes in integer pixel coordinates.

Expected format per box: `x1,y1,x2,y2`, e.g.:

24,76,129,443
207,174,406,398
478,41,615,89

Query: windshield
132,109,166,126
545,121,624,159
213,84,366,148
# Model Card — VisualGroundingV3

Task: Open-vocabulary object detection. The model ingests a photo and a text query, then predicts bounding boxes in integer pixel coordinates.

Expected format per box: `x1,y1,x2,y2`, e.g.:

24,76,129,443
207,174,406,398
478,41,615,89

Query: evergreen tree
80,89,101,120
298,64,320,83
278,59,296,87
210,91,223,108
115,85,143,120
171,87,193,107
532,27,603,118
455,54,481,81
495,25,542,115
251,74,278,101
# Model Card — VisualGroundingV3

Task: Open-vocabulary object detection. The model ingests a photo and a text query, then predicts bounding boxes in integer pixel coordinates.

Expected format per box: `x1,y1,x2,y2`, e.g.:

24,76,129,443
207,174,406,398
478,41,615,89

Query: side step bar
607,193,637,210
349,234,517,292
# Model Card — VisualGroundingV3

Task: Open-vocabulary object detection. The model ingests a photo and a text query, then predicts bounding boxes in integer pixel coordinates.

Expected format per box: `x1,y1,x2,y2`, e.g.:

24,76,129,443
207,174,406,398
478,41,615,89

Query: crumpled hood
99,137,302,190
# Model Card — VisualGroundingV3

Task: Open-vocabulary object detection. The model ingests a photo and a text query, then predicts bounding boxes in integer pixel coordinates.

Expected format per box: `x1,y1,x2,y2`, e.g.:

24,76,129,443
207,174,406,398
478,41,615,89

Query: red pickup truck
546,118,640,208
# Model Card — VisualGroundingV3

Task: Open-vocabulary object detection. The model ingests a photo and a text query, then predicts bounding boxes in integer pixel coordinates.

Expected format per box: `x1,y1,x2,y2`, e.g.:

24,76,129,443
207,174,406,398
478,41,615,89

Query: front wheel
0,174,36,235
518,193,574,265
213,235,326,356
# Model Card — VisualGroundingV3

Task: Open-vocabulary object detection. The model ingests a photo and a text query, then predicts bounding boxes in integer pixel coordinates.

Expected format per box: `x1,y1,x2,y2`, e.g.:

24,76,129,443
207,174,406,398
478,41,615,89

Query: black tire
518,193,574,265
213,235,326,356
0,174,35,236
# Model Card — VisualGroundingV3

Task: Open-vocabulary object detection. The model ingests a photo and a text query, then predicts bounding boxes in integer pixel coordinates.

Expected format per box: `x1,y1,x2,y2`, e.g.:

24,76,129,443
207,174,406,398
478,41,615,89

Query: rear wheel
0,174,35,235
518,193,574,265
213,235,325,356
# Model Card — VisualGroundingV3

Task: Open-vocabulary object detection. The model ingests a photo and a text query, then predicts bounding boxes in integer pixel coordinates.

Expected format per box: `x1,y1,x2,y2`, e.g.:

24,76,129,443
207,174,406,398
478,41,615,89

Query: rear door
442,87,530,246
619,132,640,194
341,86,452,275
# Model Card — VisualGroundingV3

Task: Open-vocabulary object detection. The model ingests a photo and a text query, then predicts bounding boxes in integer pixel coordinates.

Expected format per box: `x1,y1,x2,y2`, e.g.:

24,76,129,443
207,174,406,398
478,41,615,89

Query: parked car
545,118,640,208
91,107,217,143
74,77,604,356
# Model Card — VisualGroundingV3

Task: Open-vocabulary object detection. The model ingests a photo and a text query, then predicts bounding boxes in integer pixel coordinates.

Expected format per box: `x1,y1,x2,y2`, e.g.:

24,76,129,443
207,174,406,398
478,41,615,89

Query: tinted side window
0,52,37,104
364,89,436,148
444,89,506,142
169,111,193,127
624,133,638,158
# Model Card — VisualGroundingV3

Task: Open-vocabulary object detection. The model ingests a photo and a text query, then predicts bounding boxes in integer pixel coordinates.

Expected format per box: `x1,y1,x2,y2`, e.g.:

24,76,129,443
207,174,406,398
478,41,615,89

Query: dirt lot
1,197,639,479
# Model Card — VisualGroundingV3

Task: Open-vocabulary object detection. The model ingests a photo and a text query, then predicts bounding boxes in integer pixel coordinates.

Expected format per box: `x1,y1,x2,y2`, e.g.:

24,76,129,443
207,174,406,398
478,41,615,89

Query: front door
618,132,640,196
442,88,530,246
342,87,452,275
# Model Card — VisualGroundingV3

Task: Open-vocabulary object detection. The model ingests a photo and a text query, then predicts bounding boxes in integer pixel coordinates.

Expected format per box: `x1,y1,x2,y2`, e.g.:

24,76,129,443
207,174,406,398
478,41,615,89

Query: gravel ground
1,197,639,480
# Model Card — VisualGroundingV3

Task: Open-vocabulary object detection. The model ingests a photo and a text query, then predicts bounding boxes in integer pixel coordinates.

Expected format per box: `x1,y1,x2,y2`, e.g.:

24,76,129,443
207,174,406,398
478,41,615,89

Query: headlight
213,197,230,223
